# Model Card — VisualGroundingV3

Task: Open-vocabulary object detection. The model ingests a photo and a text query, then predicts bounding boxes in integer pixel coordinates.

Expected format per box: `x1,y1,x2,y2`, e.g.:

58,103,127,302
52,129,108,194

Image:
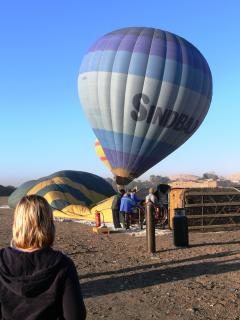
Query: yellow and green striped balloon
8,170,115,215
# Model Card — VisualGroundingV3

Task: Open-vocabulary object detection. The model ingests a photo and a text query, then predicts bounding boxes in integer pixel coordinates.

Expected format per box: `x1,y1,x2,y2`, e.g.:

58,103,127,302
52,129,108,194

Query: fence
169,187,240,231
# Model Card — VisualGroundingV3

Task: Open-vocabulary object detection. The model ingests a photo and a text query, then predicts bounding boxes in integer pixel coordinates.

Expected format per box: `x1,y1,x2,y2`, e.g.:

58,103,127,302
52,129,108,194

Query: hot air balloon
78,27,212,185
95,139,112,170
9,170,115,211
8,170,116,222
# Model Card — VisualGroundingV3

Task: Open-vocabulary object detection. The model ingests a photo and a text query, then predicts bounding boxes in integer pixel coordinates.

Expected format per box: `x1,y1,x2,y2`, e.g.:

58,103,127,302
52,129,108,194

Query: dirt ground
1,197,240,320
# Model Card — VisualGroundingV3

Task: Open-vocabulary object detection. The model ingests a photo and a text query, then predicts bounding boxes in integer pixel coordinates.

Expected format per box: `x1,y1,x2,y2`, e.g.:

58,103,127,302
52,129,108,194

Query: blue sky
0,0,239,186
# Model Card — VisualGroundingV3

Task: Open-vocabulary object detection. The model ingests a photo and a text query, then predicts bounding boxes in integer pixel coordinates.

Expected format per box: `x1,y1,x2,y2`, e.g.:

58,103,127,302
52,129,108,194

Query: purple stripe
89,34,127,52
103,148,165,176
102,137,178,178
104,149,150,176
89,34,162,54
88,33,208,73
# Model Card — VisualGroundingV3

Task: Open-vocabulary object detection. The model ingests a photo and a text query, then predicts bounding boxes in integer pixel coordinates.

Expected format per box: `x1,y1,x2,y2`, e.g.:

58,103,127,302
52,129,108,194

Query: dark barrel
173,208,189,247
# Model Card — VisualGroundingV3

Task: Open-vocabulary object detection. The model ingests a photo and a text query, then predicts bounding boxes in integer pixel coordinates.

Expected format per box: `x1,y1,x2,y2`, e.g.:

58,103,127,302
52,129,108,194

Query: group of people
111,187,162,230
111,188,138,230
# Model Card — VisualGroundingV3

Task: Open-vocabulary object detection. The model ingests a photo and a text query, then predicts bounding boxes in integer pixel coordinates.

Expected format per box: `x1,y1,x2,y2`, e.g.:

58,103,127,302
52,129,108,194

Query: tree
202,172,219,180
0,185,16,196
149,175,170,185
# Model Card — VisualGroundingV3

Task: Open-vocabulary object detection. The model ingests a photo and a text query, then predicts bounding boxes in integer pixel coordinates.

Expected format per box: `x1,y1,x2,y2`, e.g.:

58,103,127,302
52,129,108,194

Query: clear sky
0,0,239,186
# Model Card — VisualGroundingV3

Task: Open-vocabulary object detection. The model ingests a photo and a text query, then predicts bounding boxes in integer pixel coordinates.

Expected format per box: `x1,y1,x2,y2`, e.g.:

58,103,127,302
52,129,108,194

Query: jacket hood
0,247,64,298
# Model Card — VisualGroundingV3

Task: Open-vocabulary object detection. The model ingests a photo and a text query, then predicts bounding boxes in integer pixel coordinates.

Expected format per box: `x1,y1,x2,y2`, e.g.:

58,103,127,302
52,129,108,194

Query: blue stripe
93,128,174,157
89,28,210,74
94,128,144,155
36,184,93,206
51,199,71,211
102,145,176,176
93,128,180,176
80,51,211,98
46,171,114,197
8,180,37,208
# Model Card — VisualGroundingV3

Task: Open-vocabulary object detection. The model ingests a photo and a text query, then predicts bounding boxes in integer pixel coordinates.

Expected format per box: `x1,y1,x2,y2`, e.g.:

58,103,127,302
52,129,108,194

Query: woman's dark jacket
0,247,86,320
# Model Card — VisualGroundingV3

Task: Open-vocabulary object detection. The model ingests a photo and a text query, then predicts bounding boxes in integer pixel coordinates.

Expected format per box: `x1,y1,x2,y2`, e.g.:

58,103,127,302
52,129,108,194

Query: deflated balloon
8,170,115,209
78,27,212,184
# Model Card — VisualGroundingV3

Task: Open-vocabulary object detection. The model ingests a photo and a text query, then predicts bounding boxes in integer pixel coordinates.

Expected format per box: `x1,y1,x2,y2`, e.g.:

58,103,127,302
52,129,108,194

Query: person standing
119,191,135,229
130,187,140,206
0,195,86,320
157,184,170,210
145,187,158,204
111,189,125,229
157,184,170,228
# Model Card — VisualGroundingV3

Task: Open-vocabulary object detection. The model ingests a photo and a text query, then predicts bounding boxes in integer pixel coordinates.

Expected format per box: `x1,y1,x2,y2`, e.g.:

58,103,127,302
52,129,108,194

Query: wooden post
146,202,156,253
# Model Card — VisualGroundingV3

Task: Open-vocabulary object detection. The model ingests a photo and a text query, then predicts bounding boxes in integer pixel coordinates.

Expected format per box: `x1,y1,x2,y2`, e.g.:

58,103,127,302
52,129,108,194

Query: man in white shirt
145,188,158,204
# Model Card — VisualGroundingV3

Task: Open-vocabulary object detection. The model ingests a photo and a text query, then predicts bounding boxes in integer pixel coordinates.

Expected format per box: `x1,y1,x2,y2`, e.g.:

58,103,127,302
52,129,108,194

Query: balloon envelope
78,27,212,184
8,170,115,209
95,139,112,170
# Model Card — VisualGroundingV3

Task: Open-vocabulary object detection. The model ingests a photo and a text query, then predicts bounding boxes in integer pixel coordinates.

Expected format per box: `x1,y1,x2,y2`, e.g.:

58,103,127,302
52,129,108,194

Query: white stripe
78,71,211,150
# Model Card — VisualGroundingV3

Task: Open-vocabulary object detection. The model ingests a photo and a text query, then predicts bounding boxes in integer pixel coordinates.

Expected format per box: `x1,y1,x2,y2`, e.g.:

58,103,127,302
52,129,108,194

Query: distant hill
169,174,200,181
226,173,240,182
0,185,16,196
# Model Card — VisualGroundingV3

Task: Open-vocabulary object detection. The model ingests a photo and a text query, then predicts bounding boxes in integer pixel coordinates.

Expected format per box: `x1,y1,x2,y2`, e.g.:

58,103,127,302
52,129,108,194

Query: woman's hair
12,195,55,249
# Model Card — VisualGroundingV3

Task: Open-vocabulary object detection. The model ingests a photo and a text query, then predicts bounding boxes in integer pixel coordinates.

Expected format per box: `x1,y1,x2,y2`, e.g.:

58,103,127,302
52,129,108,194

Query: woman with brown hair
0,195,86,320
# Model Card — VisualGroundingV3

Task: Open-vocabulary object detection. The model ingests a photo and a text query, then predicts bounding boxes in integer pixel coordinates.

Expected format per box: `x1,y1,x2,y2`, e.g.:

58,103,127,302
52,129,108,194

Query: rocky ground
1,197,240,319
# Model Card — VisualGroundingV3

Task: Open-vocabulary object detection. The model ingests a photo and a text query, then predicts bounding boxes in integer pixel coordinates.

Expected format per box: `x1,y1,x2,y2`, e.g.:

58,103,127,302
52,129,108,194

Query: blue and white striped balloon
78,27,212,185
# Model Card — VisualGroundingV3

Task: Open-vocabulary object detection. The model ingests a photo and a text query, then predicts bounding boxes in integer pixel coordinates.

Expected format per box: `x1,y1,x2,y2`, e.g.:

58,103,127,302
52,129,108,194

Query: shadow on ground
81,249,240,298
